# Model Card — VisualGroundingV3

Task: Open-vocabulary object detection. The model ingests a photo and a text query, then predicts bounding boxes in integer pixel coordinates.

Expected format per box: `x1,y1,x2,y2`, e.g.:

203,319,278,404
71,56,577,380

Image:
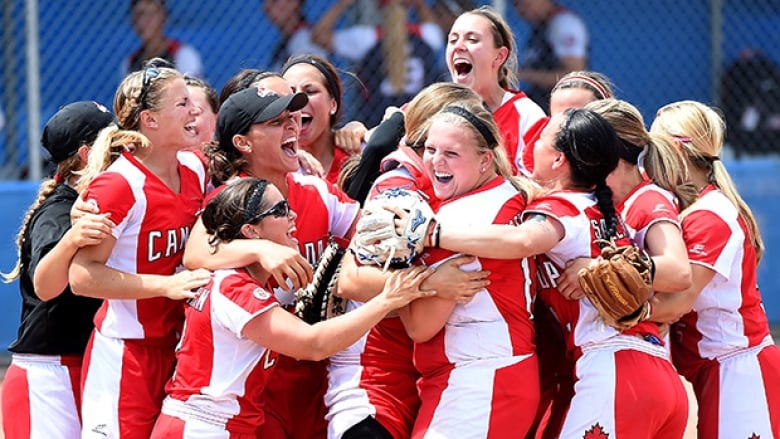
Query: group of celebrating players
3,5,779,439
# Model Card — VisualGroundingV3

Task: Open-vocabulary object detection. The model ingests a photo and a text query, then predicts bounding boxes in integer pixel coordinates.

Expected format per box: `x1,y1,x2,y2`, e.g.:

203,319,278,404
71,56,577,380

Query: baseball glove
295,240,347,324
352,188,435,270
577,240,654,330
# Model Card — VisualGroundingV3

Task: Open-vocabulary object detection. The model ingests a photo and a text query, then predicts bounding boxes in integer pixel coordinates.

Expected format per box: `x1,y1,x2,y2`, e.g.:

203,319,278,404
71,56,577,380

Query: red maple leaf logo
583,423,610,439
748,434,760,439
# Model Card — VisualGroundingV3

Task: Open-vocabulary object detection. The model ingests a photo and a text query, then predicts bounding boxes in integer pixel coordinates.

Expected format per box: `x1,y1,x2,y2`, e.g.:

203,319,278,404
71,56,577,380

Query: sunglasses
138,66,161,109
254,199,290,221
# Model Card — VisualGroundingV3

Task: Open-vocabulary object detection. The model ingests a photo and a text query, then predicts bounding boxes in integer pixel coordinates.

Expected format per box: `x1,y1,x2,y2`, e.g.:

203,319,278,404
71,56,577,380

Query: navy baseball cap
217,87,308,151
41,101,117,163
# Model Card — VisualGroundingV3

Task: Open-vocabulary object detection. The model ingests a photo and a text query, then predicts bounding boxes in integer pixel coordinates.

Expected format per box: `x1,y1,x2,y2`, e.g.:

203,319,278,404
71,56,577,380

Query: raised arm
436,213,563,259
311,0,354,50
183,217,313,290
244,266,434,361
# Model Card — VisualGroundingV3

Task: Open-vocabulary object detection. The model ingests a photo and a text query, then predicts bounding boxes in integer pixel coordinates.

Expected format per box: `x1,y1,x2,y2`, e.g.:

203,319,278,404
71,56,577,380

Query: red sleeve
682,210,731,266
221,274,279,313
84,172,135,227
524,195,579,220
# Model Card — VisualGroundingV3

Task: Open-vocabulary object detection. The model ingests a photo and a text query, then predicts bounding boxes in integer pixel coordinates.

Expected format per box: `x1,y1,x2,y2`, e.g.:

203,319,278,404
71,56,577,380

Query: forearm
398,296,455,343
311,0,351,50
336,254,390,302
69,258,171,299
439,224,533,259
33,232,81,301
302,297,395,360
650,255,692,292
647,290,697,325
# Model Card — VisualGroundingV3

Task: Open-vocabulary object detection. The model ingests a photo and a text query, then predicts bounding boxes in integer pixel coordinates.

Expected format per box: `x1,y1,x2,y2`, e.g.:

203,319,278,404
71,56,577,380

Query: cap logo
256,87,278,98
93,101,110,113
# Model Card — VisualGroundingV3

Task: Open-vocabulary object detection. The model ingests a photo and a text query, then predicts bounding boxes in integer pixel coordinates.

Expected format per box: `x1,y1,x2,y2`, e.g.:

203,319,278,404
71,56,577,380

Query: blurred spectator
263,0,329,71
122,0,204,77
514,0,588,113
313,0,445,127
721,49,780,157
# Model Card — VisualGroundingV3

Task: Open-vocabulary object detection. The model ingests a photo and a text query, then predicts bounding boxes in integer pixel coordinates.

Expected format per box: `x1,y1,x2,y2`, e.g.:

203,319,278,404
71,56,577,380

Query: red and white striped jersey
493,90,548,177
414,177,535,376
673,185,770,363
271,172,359,306
84,150,207,340
617,179,680,249
165,268,280,433
525,190,640,356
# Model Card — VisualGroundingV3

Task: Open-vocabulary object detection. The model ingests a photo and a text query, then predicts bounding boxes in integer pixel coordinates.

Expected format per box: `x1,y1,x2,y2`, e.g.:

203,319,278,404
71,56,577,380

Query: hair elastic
441,105,498,149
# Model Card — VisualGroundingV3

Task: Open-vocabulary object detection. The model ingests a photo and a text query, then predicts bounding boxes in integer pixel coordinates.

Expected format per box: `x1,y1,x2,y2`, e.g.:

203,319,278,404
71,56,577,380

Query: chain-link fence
1,0,778,180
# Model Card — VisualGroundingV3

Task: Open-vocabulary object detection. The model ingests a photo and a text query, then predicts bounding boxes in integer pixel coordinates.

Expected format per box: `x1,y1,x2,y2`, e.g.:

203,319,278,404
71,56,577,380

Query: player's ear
493,46,509,69
76,144,91,164
234,135,252,153
552,152,566,170
139,109,158,129
240,224,260,239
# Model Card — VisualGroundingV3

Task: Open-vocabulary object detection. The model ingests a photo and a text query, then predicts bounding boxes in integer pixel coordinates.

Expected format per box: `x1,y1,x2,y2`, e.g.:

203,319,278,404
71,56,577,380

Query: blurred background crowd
1,0,779,181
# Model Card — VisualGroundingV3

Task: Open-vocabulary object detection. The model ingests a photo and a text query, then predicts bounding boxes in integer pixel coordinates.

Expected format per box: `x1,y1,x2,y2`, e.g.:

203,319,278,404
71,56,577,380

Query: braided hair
556,108,622,240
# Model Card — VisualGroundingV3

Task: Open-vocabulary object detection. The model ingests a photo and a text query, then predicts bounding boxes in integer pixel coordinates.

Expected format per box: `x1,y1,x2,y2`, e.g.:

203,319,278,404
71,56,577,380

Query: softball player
69,63,211,439
430,109,688,438
651,100,780,438
446,6,547,176
1,102,116,439
151,178,434,439
330,83,490,439
186,76,360,439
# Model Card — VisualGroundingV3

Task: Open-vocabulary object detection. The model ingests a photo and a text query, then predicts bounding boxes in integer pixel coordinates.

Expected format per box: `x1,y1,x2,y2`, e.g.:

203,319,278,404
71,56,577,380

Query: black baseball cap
216,87,308,151
41,101,117,163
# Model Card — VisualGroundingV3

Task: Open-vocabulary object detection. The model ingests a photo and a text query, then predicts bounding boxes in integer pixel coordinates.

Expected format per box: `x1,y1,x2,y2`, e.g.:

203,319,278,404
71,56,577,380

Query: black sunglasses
254,200,290,221
138,66,161,109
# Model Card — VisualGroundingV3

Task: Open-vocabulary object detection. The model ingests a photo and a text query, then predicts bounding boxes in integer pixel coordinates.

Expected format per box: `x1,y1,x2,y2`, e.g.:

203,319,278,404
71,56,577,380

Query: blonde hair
464,7,518,89
113,65,182,131
77,125,150,193
652,100,764,262
587,99,698,210
405,82,483,148
3,154,83,282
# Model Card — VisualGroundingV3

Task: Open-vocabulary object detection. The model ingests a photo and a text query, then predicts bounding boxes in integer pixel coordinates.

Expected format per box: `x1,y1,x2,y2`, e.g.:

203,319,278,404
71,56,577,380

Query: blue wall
1,160,779,351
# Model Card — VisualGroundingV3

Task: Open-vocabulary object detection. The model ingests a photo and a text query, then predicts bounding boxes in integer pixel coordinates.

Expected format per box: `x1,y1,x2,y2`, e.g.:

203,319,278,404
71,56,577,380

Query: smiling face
143,77,197,150
532,112,566,186
188,85,217,146
236,76,302,177
446,13,506,97
423,119,491,200
283,63,337,149
247,184,299,248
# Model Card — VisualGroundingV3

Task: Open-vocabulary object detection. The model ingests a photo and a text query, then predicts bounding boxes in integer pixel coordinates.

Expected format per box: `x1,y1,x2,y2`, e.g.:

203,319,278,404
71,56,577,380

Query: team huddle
3,5,779,439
